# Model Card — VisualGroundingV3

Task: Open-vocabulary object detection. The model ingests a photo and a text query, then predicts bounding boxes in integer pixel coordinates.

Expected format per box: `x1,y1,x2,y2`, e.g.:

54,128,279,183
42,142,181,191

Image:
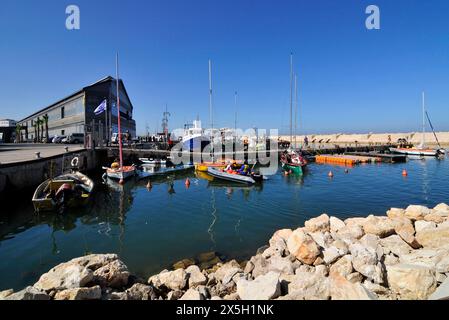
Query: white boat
390,92,440,157
139,158,167,166
139,164,194,178
182,120,210,151
103,165,137,181
207,167,256,185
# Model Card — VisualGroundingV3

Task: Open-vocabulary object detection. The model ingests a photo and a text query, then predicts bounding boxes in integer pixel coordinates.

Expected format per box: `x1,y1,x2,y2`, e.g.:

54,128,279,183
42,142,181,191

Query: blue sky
1,0,449,135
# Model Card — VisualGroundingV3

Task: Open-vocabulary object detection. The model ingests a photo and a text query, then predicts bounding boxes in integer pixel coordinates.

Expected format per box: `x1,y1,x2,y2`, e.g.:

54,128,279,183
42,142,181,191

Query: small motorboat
103,165,137,181
139,158,167,166
280,150,308,175
207,167,257,185
32,172,94,213
195,160,243,172
139,164,195,178
389,147,438,157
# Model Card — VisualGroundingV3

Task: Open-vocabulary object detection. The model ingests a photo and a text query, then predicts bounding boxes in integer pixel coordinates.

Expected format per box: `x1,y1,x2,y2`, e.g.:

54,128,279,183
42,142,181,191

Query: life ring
71,157,79,167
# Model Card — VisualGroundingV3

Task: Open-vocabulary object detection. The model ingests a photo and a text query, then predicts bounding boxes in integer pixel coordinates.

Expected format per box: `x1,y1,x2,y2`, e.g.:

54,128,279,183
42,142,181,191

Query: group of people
224,160,251,176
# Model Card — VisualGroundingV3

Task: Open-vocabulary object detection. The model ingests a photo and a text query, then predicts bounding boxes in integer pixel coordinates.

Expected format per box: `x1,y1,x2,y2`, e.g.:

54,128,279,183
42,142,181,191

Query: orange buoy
328,171,334,178
185,178,191,187
402,169,408,176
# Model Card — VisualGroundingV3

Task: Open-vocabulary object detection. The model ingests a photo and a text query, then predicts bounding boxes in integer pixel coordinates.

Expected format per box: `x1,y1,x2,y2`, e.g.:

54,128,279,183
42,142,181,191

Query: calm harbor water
1,157,448,290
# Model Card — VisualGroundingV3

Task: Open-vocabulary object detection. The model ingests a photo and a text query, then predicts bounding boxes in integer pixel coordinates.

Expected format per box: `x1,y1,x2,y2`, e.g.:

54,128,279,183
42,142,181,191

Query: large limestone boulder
362,215,395,238
34,262,94,292
434,203,449,212
405,205,431,221
379,235,413,257
179,288,204,300
386,208,406,220
185,265,207,287
391,216,420,248
237,272,281,300
415,220,437,233
424,213,446,224
329,255,353,278
336,224,365,242
329,272,377,300
214,260,242,283
386,264,437,299
93,259,130,288
287,229,321,265
287,271,330,300
125,283,157,300
70,254,119,271
330,217,346,233
148,269,188,291
305,214,330,233
4,286,50,300
54,285,102,300
416,226,449,248
269,229,292,246
349,243,384,284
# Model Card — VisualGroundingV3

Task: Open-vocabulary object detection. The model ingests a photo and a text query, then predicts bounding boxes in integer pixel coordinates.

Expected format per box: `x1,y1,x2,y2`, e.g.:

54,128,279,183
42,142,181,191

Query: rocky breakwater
2,203,449,300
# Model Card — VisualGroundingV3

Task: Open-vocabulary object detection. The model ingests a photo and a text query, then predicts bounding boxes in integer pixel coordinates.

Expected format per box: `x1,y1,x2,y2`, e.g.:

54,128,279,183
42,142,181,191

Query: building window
61,107,65,119
61,130,65,135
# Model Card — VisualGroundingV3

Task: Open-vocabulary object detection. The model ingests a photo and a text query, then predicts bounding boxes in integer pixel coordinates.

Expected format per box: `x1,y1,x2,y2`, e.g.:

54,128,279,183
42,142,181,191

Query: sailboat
104,54,137,183
281,53,308,175
390,93,443,157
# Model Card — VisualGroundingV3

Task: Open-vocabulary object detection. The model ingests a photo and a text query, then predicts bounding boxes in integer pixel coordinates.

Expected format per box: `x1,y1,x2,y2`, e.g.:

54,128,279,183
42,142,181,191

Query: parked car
67,133,84,144
52,135,66,143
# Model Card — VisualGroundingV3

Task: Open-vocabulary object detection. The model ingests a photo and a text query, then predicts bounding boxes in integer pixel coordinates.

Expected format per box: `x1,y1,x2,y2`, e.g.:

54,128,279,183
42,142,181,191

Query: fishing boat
32,172,94,212
390,93,444,157
104,53,137,182
281,150,308,175
182,119,210,152
207,167,256,185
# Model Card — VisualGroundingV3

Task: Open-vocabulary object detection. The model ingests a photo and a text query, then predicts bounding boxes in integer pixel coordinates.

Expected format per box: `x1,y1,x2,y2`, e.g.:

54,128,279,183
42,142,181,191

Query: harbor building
17,76,136,143
0,119,17,143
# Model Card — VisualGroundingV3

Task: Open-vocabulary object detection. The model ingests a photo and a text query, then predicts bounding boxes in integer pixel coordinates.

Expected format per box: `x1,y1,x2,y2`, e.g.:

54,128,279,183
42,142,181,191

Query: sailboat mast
290,53,293,146
209,59,213,133
422,91,426,147
294,73,298,150
234,91,237,132
116,53,123,169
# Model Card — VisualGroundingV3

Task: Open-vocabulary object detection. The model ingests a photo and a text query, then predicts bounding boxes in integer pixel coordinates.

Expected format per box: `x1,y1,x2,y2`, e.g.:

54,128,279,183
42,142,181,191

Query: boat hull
32,172,94,213
389,148,437,157
106,166,137,181
281,162,304,175
207,167,256,185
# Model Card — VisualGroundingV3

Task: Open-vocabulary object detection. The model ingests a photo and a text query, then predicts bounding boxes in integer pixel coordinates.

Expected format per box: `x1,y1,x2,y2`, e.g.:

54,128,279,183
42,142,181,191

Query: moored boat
207,167,256,185
139,164,194,178
139,158,167,166
280,150,308,175
32,172,94,213
104,165,137,181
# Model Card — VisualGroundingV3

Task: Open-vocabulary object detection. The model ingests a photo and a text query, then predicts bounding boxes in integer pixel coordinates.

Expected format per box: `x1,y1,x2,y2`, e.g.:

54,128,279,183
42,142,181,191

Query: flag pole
116,53,124,174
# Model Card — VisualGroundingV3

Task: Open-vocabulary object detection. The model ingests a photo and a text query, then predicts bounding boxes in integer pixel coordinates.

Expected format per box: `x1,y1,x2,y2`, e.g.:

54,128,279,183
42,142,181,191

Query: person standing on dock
304,136,309,148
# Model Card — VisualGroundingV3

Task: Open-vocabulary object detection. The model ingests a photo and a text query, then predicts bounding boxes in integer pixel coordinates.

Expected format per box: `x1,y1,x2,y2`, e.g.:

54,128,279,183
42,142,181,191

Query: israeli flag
94,99,107,115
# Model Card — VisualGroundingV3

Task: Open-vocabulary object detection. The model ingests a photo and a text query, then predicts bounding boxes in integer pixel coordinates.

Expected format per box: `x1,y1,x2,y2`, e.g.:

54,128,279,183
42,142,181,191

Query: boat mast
116,53,123,170
209,59,213,136
294,73,298,150
421,91,426,148
234,91,238,133
290,53,293,147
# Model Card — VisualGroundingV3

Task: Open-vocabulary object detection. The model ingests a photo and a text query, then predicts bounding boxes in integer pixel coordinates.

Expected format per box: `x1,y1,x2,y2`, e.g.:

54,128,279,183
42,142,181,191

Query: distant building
17,76,136,143
0,119,17,143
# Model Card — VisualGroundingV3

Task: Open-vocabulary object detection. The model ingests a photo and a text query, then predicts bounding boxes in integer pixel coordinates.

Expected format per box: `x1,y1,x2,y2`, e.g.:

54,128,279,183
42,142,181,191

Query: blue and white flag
94,99,107,115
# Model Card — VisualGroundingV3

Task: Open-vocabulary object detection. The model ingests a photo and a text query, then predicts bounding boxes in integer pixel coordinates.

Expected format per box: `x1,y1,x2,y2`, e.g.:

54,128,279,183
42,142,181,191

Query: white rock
429,277,449,300
179,289,204,300
54,285,102,300
405,205,431,221
323,247,345,265
148,268,188,291
379,235,413,257
330,217,346,233
4,286,50,300
329,255,353,278
434,203,449,212
186,265,207,287
416,226,449,248
305,214,330,233
362,215,395,238
34,263,94,292
329,272,377,300
287,271,330,300
386,264,437,300
349,243,384,284
237,271,281,300
286,229,321,265
415,220,437,233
